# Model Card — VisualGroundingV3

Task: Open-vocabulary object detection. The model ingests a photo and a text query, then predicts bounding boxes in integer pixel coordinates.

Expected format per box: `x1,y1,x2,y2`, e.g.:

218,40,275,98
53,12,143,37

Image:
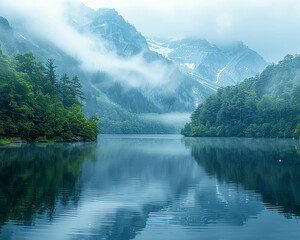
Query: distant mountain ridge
147,37,267,87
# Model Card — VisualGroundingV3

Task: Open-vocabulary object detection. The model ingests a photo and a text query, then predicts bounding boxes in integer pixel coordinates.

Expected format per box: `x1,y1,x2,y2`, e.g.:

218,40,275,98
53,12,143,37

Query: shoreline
0,136,98,145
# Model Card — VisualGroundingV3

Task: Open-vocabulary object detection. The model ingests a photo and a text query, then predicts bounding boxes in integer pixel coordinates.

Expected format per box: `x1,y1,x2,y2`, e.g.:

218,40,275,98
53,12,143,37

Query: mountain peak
216,41,248,52
69,5,149,57
96,8,118,15
93,8,124,24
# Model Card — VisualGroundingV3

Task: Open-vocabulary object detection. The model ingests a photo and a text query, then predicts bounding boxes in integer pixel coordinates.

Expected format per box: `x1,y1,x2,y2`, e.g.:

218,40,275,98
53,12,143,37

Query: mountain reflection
0,142,97,229
1,136,300,240
183,137,300,217
70,136,265,239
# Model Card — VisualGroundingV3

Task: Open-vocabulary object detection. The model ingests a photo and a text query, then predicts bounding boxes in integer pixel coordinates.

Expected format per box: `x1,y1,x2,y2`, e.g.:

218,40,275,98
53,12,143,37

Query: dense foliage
182,54,300,138
0,47,100,142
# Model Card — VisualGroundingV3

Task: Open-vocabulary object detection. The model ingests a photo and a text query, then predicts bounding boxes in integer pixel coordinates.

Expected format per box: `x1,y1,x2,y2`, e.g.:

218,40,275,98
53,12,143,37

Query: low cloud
140,112,191,126
0,0,175,89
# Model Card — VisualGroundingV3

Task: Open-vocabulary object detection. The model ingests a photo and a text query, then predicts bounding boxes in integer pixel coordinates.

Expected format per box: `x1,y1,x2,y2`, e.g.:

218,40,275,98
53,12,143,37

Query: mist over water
140,112,191,131
1,135,300,240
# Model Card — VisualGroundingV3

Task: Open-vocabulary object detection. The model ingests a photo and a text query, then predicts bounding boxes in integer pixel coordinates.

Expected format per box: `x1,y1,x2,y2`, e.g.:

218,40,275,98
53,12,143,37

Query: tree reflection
0,142,97,228
183,137,300,217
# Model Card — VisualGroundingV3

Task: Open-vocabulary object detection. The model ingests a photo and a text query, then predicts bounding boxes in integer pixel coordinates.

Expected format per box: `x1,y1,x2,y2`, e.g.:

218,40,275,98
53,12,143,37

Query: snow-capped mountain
147,38,267,87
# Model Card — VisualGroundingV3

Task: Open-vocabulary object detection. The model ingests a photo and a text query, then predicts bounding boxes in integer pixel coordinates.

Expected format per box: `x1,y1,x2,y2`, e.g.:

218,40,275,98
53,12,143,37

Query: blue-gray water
0,135,300,240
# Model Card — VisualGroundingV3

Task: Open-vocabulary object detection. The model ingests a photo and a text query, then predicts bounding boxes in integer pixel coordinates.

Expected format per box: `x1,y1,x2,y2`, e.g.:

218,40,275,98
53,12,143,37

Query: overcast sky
81,0,300,62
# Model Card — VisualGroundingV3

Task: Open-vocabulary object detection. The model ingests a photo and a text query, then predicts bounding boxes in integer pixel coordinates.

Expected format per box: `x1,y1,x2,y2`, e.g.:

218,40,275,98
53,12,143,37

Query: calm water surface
0,135,300,240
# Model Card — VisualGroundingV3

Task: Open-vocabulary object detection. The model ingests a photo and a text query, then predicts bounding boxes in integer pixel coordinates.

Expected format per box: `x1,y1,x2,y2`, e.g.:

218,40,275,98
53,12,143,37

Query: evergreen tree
45,59,57,85
60,73,74,107
72,75,85,102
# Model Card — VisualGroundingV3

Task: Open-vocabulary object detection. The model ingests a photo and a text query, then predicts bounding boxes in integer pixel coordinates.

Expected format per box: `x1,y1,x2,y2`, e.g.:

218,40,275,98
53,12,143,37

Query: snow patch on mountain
185,63,195,70
147,38,174,58
18,33,26,40
188,72,219,92
217,64,228,83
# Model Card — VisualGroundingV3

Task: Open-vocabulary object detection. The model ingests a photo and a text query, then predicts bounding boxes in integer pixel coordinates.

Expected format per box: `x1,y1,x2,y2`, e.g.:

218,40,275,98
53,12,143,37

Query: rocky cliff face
0,16,20,55
68,4,149,57
147,38,268,87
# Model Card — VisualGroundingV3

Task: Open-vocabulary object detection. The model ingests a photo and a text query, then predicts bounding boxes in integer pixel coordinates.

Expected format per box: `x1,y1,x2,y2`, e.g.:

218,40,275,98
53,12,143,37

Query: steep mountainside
68,4,149,57
147,38,267,87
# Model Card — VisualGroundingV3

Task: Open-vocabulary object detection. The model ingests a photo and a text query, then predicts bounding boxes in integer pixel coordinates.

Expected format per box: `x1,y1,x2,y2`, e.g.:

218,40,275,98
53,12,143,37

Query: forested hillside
0,47,99,142
182,54,300,138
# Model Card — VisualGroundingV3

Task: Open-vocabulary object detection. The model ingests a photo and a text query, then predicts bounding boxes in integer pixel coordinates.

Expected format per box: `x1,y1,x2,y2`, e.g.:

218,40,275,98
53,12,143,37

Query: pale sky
81,0,300,62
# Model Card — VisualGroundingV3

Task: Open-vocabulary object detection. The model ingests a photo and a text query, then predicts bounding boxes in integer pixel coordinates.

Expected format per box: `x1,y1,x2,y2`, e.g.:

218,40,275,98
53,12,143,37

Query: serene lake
0,135,300,240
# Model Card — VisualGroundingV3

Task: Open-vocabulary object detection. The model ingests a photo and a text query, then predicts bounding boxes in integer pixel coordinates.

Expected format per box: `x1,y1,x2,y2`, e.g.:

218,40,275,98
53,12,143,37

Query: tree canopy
0,47,100,142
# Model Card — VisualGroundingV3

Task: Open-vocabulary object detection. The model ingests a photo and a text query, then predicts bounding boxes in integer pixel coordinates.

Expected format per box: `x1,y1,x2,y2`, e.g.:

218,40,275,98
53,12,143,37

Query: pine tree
60,73,74,107
44,59,59,96
72,75,85,102
45,59,57,85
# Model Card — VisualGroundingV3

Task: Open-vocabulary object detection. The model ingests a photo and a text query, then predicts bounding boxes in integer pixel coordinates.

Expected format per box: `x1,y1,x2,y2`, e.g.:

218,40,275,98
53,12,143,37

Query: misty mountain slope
147,38,268,87
68,2,158,62
69,6,148,57
0,14,212,133
0,16,17,55
0,15,157,133
0,15,161,110
65,3,214,112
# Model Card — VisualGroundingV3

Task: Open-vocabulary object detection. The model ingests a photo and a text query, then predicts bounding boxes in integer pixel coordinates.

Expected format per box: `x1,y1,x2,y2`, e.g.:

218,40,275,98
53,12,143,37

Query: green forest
182,54,300,138
0,47,100,142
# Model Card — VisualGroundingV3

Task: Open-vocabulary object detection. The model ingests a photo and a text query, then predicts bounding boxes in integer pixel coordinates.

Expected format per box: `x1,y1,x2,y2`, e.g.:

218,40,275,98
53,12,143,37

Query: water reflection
183,137,300,217
0,136,299,240
0,142,97,229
